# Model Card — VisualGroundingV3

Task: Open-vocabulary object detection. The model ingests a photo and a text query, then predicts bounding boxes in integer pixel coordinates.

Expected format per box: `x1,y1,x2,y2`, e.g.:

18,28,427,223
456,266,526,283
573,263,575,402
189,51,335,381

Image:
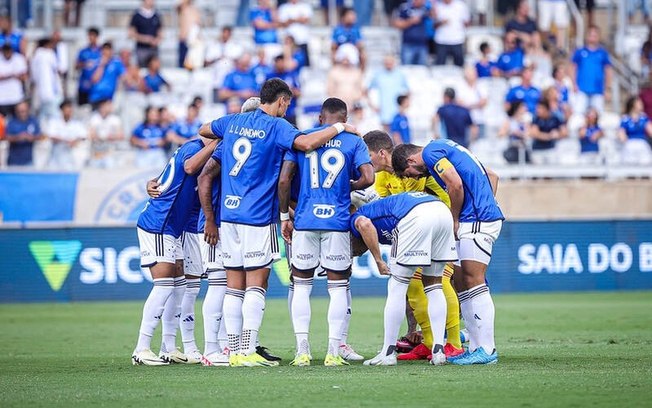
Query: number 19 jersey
210,109,301,226
285,125,371,231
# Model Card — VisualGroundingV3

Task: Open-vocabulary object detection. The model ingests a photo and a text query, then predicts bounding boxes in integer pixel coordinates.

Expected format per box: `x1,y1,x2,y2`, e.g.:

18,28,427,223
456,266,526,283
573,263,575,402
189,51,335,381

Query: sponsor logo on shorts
325,254,348,262
313,204,336,219
381,229,393,242
295,253,313,260
403,250,429,258
244,251,265,259
224,195,242,209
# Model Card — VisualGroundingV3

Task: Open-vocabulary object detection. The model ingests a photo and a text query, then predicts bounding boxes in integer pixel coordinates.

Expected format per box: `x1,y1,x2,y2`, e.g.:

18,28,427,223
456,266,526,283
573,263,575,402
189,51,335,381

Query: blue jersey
137,139,205,237
250,7,278,44
285,125,371,231
422,140,504,223
350,192,436,245
580,125,601,153
621,114,649,141
89,58,125,103
133,123,166,148
0,31,23,53
76,45,101,92
144,72,168,93
390,113,411,144
475,60,495,78
210,108,301,226
505,85,541,114
172,118,202,140
332,25,362,47
495,48,524,74
198,143,223,231
572,46,610,95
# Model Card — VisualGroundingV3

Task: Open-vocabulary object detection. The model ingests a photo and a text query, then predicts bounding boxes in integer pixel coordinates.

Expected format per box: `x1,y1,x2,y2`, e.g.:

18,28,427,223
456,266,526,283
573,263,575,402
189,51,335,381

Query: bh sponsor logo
313,204,336,219
224,195,241,209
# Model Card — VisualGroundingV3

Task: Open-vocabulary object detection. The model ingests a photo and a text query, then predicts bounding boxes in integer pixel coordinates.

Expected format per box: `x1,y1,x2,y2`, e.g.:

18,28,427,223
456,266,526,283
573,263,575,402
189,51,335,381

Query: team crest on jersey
313,204,336,219
224,195,242,209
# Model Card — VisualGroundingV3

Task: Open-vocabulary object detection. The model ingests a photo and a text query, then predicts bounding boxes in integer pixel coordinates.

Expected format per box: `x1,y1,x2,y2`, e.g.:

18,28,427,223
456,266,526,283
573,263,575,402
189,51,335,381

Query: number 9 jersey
210,109,301,226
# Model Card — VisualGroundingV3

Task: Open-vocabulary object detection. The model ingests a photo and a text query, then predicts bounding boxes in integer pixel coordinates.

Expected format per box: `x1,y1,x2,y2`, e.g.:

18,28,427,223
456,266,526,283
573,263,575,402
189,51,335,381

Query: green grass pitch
1,292,651,407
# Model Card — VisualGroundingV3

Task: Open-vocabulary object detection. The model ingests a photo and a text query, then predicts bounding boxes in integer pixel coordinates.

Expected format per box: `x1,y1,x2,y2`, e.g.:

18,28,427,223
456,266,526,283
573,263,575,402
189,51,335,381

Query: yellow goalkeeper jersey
374,170,451,208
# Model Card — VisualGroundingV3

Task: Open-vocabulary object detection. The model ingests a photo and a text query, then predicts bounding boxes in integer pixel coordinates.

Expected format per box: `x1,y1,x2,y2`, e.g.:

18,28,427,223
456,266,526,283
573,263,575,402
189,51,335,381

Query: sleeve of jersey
354,139,372,169
433,158,453,177
425,176,451,208
276,120,302,151
349,213,362,238
284,148,298,163
211,142,223,163
210,115,230,138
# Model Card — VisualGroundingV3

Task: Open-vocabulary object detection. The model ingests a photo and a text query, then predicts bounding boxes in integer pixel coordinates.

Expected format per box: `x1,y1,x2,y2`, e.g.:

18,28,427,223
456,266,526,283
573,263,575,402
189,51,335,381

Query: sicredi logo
29,241,82,291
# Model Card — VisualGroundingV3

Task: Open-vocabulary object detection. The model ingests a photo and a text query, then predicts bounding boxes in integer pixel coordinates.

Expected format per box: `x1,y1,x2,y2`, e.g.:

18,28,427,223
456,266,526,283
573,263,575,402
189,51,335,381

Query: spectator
47,100,88,170
321,0,344,25
390,94,411,145
529,100,567,164
327,44,364,112
218,53,257,104
575,0,595,27
642,30,652,79
177,0,201,68
368,54,409,131
538,0,570,51
460,67,488,139
76,27,101,106
542,86,570,123
434,0,470,67
5,101,42,166
354,0,375,26
571,25,611,114
204,26,242,68
266,54,301,125
618,96,652,165
31,37,63,121
129,0,163,68
0,15,26,55
505,66,541,114
88,99,123,168
131,106,167,168
278,0,313,67
89,42,126,106
143,55,169,93
0,43,27,117
283,35,307,73
629,0,651,24
392,0,433,66
475,41,495,78
529,31,553,83
250,0,279,58
123,63,145,92
159,106,175,138
64,0,85,27
251,47,272,90
504,0,538,49
499,100,530,163
226,96,244,114
495,31,526,78
578,107,603,164
552,63,571,108
167,103,201,147
332,8,365,69
434,87,477,148
350,102,381,135
52,30,70,98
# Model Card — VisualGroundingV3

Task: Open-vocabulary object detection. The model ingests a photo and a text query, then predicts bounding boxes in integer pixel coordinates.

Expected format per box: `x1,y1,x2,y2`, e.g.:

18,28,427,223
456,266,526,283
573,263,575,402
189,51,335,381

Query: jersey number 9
229,137,252,176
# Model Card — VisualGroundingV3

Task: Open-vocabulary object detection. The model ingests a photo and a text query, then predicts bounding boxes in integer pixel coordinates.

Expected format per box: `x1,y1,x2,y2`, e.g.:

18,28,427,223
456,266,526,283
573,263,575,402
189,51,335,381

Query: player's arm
184,139,217,175
354,216,389,275
292,123,358,152
434,158,464,237
198,122,217,138
278,159,297,243
350,163,375,191
198,157,222,246
485,166,499,196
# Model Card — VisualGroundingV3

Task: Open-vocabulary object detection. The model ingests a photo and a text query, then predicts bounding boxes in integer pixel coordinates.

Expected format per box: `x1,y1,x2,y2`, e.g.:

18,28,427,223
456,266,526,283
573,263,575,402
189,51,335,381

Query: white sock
223,287,244,354
468,284,496,353
287,280,294,320
241,286,266,355
424,283,447,352
160,276,185,353
217,314,228,352
180,278,201,353
136,277,174,352
381,275,410,356
291,276,313,354
327,280,348,356
202,271,226,356
340,283,352,347
458,289,479,352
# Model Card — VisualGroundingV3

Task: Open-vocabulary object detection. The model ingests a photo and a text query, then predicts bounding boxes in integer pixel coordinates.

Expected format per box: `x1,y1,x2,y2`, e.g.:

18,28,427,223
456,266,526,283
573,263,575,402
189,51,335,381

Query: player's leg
288,230,318,365
399,273,433,361
179,232,204,362
159,257,186,363
322,231,352,366
132,229,177,365
201,233,229,366
421,269,446,365
220,222,246,366
339,280,364,361
442,263,463,355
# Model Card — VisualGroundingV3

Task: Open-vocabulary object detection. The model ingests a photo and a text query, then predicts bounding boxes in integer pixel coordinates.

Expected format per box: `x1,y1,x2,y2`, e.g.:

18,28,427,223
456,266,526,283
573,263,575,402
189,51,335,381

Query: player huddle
131,78,504,368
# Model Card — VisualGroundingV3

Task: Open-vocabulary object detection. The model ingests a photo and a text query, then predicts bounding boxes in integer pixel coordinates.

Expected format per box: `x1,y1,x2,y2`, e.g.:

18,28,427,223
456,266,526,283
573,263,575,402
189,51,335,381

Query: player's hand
343,123,360,136
376,259,390,276
405,331,423,345
204,222,219,246
146,180,161,198
281,220,294,243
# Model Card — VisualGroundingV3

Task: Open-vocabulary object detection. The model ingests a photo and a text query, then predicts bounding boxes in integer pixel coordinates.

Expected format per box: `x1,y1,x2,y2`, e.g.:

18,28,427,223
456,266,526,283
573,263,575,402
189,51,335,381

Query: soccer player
363,130,463,360
278,97,374,366
352,192,457,366
131,135,217,366
198,78,357,367
392,140,504,365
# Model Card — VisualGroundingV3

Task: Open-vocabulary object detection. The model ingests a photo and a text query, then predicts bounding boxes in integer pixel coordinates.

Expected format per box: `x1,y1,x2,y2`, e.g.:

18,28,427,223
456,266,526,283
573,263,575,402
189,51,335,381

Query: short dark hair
192,95,203,105
320,97,348,116
625,95,638,114
273,54,285,63
363,130,394,153
260,78,292,104
101,41,112,50
479,42,489,53
340,7,354,19
397,94,408,106
88,27,100,36
444,87,456,100
537,100,550,110
60,99,73,110
1,43,11,52
391,143,421,175
146,54,159,67
506,101,523,117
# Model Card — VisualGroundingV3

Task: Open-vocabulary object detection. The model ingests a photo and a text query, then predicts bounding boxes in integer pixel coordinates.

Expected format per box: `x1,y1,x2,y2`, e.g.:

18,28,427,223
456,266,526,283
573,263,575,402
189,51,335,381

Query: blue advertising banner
0,220,650,303
0,173,78,222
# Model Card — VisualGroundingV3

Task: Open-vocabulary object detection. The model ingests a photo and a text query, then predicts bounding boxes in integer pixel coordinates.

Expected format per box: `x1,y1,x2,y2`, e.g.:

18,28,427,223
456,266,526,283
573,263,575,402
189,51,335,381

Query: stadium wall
0,221,651,303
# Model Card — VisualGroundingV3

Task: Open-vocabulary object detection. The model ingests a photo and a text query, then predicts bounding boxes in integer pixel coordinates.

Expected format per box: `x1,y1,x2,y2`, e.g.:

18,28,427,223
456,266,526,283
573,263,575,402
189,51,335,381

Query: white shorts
182,232,204,277
538,0,569,30
389,201,458,269
291,230,352,273
199,232,225,272
221,222,280,270
137,228,179,267
456,220,503,265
